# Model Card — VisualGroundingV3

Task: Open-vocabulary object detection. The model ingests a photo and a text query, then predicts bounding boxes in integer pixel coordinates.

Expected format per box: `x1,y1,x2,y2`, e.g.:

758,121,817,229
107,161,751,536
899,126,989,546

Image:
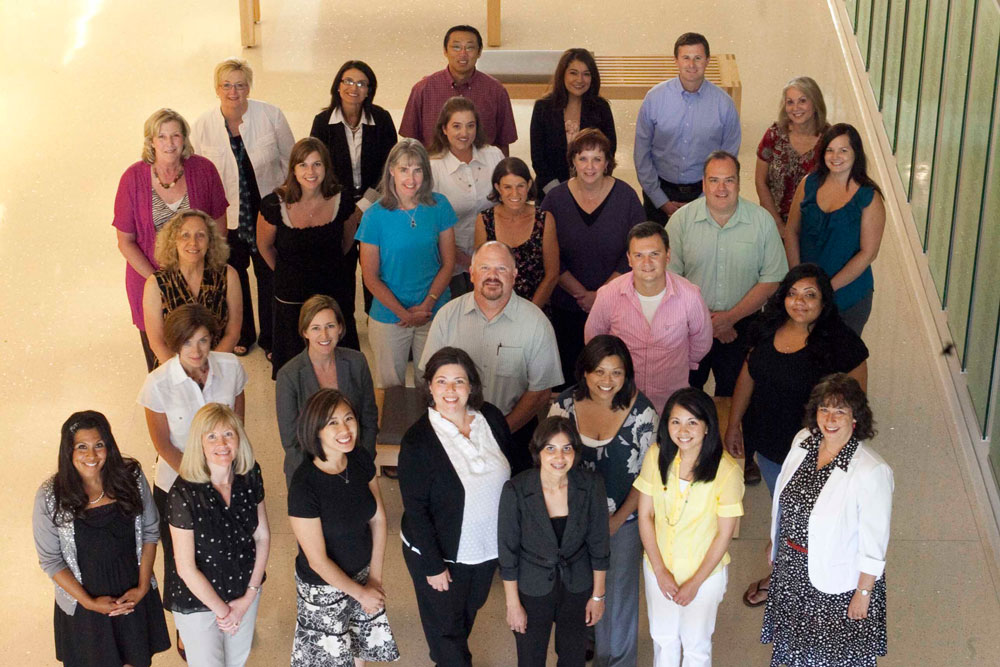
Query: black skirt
54,504,170,667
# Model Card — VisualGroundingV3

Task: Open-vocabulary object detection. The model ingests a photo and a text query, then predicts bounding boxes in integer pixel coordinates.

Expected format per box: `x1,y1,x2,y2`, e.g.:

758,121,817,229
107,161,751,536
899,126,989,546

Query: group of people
32,21,895,667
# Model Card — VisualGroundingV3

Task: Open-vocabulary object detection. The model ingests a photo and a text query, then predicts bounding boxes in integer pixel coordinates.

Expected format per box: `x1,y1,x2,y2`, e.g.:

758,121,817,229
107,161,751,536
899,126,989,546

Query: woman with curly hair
142,209,242,366
32,411,170,667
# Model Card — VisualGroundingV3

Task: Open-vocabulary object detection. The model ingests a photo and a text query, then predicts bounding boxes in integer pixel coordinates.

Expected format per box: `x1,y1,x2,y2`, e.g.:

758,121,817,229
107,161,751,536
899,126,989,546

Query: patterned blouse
482,205,547,302
756,122,828,222
550,389,658,516
154,265,229,349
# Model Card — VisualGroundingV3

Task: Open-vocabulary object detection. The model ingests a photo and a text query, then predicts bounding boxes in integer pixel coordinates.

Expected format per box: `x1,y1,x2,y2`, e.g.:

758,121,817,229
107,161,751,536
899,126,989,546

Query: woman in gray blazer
276,294,378,486
498,416,610,667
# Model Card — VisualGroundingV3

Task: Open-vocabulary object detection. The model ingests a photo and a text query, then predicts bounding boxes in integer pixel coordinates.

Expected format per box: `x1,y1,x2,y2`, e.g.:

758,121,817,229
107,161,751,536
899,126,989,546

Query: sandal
233,345,250,357
742,577,769,608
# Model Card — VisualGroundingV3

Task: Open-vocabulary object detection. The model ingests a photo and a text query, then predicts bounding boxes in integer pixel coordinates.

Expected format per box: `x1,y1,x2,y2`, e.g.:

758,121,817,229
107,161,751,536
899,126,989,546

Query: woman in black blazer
310,60,398,314
530,48,616,200
399,347,515,667
498,416,610,667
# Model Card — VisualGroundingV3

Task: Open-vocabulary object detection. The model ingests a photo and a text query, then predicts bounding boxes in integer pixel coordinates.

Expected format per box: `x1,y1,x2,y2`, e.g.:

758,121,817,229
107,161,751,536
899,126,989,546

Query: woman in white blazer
761,373,892,666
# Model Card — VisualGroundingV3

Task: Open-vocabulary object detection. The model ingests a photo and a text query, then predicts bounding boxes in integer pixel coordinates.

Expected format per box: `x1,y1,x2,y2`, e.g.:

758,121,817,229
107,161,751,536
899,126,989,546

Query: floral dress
482,205,547,303
550,388,658,516
761,432,888,666
757,123,827,222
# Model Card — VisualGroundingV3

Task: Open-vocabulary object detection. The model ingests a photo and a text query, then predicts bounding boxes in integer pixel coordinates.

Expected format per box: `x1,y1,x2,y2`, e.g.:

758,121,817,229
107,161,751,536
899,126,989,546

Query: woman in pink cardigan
113,108,228,370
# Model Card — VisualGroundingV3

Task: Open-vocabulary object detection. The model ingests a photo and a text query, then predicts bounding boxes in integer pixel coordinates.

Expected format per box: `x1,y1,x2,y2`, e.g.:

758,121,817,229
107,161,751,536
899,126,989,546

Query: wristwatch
857,588,870,597
591,594,606,602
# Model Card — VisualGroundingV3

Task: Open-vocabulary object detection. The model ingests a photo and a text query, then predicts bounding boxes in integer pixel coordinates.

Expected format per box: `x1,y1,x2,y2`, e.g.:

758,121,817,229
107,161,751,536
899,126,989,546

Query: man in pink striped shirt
584,222,713,413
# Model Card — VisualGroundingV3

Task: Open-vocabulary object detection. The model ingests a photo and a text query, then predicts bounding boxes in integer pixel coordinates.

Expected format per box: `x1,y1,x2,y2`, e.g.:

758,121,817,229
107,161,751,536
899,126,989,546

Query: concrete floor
2,0,999,665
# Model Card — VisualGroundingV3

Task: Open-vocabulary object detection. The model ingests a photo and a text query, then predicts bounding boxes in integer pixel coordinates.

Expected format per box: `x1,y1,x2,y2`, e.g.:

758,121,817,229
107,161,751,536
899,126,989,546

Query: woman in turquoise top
356,138,457,388
785,123,885,336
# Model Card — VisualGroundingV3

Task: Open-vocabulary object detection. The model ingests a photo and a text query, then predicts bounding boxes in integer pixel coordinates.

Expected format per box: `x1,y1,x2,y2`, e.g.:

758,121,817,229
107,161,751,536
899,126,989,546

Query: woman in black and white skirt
288,388,400,666
761,373,892,666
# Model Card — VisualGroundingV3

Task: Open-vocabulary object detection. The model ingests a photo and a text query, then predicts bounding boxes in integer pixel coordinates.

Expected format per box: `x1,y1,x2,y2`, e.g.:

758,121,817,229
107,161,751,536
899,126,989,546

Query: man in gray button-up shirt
419,242,563,471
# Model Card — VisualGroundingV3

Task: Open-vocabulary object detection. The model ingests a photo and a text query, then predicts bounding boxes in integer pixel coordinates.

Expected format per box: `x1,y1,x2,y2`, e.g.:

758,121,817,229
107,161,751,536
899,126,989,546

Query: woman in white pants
634,388,744,666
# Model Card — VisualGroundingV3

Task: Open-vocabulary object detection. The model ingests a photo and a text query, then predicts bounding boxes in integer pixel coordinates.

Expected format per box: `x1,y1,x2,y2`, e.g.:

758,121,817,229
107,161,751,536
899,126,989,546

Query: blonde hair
179,403,255,483
377,139,437,210
154,209,229,271
142,108,194,164
777,76,827,132
214,58,254,90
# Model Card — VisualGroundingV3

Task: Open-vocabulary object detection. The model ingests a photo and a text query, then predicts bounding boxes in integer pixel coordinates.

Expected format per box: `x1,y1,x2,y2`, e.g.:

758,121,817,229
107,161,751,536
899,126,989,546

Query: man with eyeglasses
400,25,518,155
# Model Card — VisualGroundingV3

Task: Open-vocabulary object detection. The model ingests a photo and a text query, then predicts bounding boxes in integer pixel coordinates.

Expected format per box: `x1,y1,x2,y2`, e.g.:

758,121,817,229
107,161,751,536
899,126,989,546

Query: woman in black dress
724,263,868,607
32,410,170,667
288,388,400,666
311,60,398,316
761,374,892,666
530,48,616,200
258,137,358,377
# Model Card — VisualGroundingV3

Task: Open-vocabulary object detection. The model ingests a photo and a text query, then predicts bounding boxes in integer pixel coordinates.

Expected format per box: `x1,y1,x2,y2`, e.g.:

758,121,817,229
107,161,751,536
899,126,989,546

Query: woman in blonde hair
755,76,829,235
113,108,228,370
192,57,296,358
168,403,270,667
142,209,242,365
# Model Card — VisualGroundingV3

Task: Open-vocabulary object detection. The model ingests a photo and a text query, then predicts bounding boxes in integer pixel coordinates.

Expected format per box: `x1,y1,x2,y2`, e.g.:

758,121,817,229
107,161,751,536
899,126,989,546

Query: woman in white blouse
191,57,295,358
428,96,505,296
761,373,892,666
398,346,516,665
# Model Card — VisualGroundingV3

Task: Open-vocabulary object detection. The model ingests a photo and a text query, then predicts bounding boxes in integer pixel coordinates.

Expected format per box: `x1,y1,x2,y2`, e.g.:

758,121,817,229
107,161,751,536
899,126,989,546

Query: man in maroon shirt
400,25,518,155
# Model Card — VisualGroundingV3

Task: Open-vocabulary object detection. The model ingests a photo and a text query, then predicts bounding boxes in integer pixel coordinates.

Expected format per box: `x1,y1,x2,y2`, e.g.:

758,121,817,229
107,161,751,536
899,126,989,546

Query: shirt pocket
496,345,525,378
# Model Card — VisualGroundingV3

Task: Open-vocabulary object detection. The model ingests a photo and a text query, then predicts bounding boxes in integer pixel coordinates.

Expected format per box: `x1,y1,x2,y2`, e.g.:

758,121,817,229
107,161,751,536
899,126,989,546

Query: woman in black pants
498,416,610,666
398,347,515,666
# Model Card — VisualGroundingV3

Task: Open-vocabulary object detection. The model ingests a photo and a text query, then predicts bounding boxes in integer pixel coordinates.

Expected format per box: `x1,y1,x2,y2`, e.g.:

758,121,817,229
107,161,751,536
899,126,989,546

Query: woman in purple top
540,128,644,388
113,108,228,371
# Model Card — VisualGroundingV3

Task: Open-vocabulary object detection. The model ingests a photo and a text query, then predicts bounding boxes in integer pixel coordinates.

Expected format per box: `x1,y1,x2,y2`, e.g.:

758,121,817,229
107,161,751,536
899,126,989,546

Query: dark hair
674,32,710,58
296,389,358,462
542,48,602,109
626,221,670,252
487,157,537,202
814,123,883,196
656,388,724,486
528,416,583,467
568,128,616,176
421,347,485,410
276,138,342,204
443,25,483,51
53,411,142,524
164,303,220,353
749,263,845,369
804,373,876,440
703,150,741,177
427,97,487,156
573,335,636,411
326,60,378,115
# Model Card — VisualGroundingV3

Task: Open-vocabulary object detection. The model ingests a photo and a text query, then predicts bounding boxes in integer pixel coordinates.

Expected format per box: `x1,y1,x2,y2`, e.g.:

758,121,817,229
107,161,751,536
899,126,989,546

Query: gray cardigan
32,469,159,615
275,347,379,486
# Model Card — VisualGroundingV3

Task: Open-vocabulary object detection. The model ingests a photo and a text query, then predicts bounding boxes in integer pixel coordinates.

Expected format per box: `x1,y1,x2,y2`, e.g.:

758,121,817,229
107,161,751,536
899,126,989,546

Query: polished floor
2,1,999,665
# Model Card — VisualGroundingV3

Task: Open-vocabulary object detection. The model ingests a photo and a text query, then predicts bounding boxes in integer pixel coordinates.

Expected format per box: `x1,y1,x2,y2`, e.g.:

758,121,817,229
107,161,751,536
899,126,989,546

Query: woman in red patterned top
755,77,829,237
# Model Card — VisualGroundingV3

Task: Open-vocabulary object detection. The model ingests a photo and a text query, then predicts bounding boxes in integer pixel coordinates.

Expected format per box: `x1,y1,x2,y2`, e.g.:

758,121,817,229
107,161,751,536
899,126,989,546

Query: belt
663,180,702,193
520,543,589,582
786,538,808,554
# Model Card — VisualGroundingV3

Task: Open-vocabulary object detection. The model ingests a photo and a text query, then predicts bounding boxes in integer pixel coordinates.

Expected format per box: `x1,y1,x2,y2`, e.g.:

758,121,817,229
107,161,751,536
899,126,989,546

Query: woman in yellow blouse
634,387,744,667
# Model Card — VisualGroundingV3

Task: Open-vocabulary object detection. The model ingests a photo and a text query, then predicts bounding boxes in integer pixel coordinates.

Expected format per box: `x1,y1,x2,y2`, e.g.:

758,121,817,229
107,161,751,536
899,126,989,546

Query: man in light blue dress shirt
634,32,742,225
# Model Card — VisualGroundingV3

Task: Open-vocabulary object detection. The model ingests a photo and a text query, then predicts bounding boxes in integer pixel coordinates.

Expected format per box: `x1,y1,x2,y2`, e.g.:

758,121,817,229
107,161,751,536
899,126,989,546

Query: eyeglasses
341,78,369,90
220,82,249,92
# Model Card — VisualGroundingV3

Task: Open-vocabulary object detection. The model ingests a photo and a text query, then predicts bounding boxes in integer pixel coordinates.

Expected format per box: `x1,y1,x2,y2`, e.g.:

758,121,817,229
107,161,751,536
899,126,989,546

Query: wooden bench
479,50,741,114
373,386,426,476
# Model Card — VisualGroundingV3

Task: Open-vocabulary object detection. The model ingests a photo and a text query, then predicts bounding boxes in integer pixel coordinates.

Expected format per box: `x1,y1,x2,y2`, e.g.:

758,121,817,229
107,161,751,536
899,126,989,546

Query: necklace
88,490,106,505
402,207,418,228
336,467,350,483
153,165,184,189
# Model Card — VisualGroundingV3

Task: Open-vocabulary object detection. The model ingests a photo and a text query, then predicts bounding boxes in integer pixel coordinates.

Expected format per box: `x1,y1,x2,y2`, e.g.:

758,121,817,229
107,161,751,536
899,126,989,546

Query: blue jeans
593,518,641,667
756,453,783,497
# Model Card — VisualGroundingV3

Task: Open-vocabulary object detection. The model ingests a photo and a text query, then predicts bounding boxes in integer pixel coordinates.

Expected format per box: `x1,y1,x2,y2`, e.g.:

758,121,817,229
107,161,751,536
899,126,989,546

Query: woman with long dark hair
33,411,170,667
785,123,886,335
530,48,617,199
634,388,744,666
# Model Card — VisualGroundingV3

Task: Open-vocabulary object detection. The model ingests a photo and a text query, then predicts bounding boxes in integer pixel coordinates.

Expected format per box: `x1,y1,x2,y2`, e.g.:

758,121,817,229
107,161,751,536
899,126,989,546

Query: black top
260,192,355,302
743,323,868,464
167,462,265,613
288,449,377,583
309,105,398,203
550,515,568,545
398,402,515,577
529,95,617,195
497,467,611,596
